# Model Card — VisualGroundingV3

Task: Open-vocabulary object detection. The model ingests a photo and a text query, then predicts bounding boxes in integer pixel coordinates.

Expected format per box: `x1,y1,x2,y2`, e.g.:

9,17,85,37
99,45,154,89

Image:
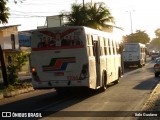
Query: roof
0,25,21,31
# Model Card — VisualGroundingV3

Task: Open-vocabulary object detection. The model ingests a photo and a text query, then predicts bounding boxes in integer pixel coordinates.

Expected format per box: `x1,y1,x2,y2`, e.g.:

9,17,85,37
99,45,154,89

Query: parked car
154,59,160,77
151,52,159,60
155,57,160,62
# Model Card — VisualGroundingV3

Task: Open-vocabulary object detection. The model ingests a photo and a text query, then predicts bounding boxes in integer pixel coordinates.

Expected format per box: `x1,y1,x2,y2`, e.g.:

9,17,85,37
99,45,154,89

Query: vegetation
154,28,160,38
0,51,31,93
0,0,10,24
3,82,32,92
7,51,30,86
0,0,31,93
123,30,150,44
62,2,121,32
149,28,160,50
0,0,24,23
0,0,10,87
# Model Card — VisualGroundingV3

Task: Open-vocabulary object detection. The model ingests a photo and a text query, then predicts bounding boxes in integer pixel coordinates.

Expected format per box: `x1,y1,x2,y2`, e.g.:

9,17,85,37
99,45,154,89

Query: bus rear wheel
155,73,159,77
114,68,121,84
138,63,143,68
102,71,107,91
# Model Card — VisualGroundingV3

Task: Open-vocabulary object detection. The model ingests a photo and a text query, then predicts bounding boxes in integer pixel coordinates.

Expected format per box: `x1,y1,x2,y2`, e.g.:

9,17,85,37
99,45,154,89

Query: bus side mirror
119,44,124,54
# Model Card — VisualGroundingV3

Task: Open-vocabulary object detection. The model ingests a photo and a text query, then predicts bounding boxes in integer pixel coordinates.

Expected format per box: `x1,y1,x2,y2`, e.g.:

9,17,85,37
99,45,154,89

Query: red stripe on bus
32,45,84,51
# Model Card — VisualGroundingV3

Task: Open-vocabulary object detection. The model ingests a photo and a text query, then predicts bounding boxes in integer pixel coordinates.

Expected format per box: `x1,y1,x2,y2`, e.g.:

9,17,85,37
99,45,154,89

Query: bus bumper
123,60,140,66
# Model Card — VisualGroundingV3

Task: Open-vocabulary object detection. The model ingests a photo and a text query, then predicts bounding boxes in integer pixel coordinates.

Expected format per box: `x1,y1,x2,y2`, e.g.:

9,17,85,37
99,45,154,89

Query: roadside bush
6,51,30,86
7,64,18,85
3,84,15,92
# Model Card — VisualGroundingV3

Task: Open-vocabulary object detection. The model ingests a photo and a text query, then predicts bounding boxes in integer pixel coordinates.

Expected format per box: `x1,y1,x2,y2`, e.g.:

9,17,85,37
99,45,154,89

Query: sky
4,0,160,39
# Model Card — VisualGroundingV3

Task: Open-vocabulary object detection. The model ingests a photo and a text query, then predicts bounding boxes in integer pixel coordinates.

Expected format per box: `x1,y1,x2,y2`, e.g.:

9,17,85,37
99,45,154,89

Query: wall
0,26,19,50
0,31,4,49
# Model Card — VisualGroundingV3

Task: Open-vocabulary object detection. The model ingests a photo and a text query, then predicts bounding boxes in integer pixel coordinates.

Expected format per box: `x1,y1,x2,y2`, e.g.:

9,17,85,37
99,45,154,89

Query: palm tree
0,0,10,24
65,3,88,26
85,2,115,31
63,2,121,31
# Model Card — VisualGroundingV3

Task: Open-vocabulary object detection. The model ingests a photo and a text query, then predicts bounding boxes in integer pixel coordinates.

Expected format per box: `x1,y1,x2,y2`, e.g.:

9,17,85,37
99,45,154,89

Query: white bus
123,43,146,67
30,26,123,92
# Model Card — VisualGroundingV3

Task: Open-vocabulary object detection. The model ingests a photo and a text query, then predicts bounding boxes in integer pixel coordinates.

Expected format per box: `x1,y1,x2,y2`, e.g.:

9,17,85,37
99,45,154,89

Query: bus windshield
124,44,139,52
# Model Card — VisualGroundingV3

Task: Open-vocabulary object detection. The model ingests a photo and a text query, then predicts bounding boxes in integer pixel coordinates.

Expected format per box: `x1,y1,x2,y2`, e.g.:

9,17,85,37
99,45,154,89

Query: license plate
54,72,64,76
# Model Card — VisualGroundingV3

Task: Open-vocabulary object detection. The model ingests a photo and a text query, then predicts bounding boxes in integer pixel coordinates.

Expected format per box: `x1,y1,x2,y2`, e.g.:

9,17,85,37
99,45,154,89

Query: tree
123,30,150,44
0,0,10,24
149,28,160,50
154,28,160,38
0,0,10,87
0,0,23,87
0,46,8,87
85,2,115,30
65,3,88,26
63,2,119,31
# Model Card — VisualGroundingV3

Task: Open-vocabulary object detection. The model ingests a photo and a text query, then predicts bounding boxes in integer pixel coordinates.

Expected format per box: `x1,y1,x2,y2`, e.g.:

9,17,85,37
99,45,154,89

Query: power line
10,10,61,15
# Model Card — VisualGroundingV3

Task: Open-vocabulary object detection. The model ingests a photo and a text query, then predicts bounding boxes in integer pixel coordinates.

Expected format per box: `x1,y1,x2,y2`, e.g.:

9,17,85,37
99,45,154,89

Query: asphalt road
39,59,158,120
0,57,159,120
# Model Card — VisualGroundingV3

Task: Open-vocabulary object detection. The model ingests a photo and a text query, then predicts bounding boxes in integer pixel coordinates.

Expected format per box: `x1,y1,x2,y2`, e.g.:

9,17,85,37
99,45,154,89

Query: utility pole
129,11,133,34
83,0,84,7
126,10,135,34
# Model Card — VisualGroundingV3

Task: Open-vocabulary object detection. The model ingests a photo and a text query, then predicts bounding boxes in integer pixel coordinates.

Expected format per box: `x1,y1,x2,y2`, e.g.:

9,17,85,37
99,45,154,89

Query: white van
123,43,146,67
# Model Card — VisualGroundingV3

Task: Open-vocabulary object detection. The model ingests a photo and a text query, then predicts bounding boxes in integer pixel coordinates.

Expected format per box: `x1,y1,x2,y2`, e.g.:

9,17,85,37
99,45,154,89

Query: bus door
93,40,100,87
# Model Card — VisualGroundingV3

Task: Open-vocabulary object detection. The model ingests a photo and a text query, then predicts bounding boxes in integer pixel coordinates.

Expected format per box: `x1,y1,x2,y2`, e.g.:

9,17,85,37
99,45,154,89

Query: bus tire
114,68,121,84
138,63,143,68
155,73,159,77
102,71,107,91
124,64,128,68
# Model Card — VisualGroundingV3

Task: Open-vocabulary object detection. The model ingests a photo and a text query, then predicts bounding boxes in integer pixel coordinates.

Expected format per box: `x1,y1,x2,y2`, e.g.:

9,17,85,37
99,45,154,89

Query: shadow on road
133,77,160,90
124,65,139,74
0,87,105,117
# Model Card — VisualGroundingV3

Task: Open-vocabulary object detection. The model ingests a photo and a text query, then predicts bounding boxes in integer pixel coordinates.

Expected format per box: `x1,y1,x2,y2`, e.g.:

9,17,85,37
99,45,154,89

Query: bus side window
113,40,117,55
86,35,90,45
99,36,104,56
87,35,94,56
86,35,90,56
109,39,113,55
92,35,98,56
115,41,117,55
89,35,93,56
106,38,110,55
91,36,95,56
116,42,120,54
104,38,107,55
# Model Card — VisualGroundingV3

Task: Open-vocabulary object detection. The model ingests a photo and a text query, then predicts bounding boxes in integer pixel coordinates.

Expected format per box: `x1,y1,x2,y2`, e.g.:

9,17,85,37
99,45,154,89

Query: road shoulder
137,81,160,120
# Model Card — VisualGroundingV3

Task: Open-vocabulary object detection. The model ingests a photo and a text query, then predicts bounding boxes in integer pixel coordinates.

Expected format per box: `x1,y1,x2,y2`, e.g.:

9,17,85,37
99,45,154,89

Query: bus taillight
31,67,36,74
31,67,41,82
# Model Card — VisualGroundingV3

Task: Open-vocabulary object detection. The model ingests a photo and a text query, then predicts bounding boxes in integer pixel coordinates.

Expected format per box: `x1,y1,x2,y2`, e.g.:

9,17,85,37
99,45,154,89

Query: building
37,15,68,29
0,25,21,67
0,25,20,50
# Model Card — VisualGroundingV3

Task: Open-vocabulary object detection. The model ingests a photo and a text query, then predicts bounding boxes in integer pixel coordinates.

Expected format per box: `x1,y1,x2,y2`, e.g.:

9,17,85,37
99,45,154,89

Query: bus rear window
124,45,138,52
